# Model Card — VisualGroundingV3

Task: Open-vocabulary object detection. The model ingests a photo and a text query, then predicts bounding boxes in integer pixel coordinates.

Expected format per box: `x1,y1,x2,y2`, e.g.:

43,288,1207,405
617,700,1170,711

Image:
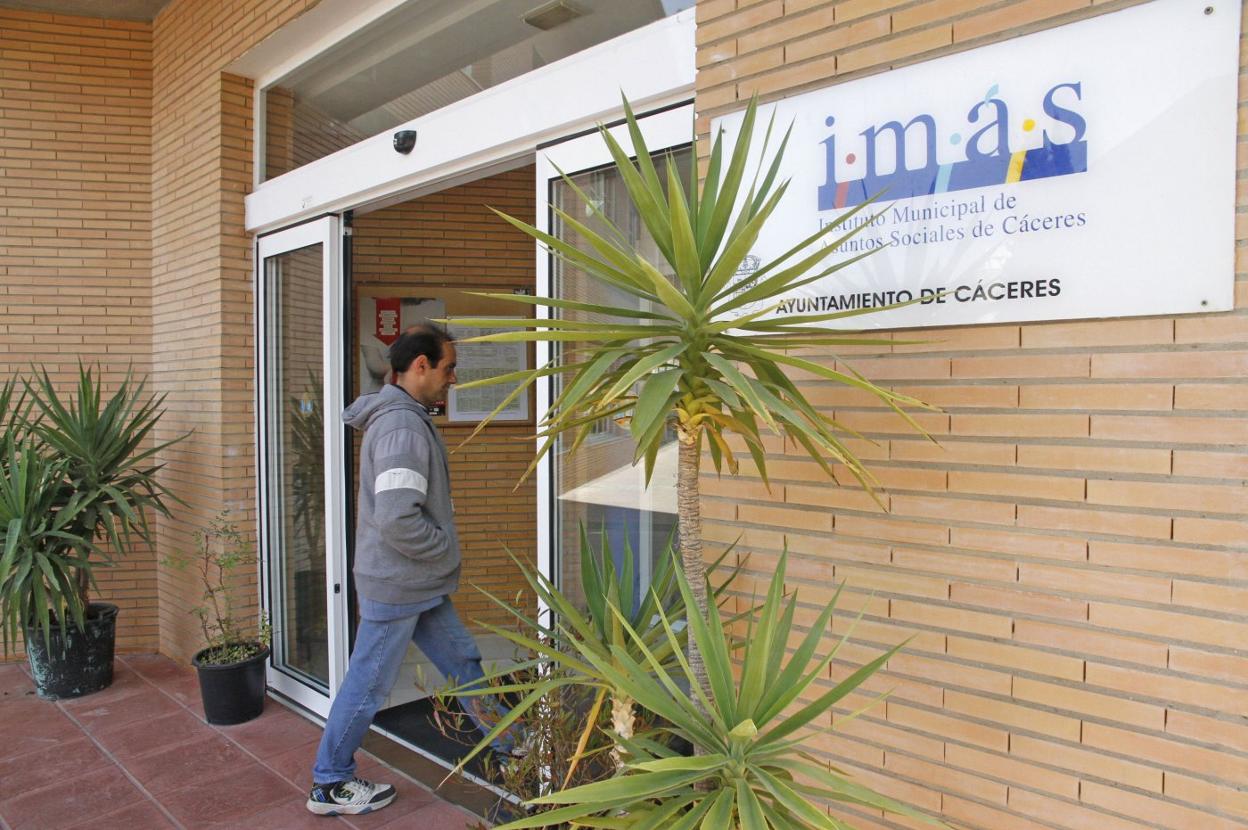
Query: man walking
307,324,511,816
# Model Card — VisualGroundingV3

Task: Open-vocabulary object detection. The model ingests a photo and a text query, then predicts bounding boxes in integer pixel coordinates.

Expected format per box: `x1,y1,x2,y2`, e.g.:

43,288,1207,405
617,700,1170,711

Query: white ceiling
280,0,674,135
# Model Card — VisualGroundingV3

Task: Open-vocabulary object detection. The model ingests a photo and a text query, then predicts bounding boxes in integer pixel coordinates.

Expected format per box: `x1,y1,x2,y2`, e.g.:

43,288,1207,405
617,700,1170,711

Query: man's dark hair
389,322,454,373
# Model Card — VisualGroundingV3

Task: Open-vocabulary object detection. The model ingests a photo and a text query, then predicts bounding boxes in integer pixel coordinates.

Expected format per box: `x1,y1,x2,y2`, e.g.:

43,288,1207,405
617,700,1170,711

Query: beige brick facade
149,0,320,663
0,8,156,652
0,0,1244,826
697,1,1248,828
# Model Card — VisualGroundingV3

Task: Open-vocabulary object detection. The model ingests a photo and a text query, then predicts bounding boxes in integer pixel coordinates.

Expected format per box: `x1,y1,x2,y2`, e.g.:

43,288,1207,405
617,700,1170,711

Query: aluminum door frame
532,103,693,616
255,215,349,717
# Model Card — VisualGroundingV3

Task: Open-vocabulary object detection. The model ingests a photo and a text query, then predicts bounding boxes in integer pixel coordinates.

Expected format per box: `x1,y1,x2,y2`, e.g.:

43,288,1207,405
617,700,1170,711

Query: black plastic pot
192,643,269,726
24,602,118,701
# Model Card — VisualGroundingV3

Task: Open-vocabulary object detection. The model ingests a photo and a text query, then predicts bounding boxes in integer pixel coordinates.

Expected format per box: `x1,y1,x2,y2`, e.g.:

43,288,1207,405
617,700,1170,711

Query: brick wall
0,9,156,653
696,1,1248,829
352,167,538,631
151,0,320,662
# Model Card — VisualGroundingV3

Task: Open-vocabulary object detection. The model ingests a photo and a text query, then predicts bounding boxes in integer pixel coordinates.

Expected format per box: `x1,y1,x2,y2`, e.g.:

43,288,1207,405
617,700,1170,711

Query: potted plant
438,95,940,824
164,510,271,726
0,365,185,699
449,94,934,712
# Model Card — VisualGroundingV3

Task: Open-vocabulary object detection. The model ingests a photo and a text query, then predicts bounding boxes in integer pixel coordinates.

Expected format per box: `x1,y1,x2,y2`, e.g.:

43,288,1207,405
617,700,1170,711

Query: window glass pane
263,0,691,181
549,146,691,610
264,244,328,688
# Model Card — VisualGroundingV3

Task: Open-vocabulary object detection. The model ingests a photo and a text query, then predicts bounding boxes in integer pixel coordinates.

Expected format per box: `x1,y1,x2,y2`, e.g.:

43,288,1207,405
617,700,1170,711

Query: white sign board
448,324,530,423
712,0,1239,329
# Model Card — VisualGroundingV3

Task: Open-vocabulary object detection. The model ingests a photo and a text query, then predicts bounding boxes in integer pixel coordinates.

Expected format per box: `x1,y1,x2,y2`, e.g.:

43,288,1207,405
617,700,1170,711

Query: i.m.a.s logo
817,81,1087,210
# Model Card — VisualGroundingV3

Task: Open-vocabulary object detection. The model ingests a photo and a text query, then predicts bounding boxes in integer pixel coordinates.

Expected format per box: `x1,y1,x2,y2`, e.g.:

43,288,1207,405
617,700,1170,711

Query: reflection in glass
265,244,328,688
549,147,692,611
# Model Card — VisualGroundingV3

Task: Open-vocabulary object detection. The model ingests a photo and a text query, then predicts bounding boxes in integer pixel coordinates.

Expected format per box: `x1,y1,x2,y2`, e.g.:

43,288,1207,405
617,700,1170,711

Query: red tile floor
0,655,484,829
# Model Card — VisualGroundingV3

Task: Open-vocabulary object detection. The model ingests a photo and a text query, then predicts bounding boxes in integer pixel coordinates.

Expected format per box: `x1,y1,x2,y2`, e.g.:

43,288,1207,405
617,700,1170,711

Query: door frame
532,102,694,604
256,215,350,717
245,21,695,718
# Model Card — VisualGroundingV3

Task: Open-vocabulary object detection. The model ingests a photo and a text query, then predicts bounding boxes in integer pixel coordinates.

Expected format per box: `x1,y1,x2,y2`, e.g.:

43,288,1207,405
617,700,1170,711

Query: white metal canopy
244,11,695,234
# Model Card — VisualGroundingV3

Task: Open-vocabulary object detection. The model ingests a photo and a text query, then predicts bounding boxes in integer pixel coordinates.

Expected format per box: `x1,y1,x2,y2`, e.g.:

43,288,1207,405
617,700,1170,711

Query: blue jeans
311,596,512,784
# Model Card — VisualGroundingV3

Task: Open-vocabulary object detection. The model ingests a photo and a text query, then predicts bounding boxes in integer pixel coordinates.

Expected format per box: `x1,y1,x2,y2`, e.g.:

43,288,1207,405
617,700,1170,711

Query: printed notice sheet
448,323,529,422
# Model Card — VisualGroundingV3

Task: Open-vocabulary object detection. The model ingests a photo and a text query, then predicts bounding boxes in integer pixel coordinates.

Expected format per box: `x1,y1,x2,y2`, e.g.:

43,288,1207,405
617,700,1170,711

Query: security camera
393,130,417,154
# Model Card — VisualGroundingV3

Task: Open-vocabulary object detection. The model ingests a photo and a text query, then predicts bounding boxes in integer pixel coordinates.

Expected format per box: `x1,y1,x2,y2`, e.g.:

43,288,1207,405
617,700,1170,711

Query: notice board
355,285,534,425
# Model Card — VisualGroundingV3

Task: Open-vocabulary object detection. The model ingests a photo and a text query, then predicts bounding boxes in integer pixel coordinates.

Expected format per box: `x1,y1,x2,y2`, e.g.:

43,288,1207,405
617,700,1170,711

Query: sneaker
306,777,396,816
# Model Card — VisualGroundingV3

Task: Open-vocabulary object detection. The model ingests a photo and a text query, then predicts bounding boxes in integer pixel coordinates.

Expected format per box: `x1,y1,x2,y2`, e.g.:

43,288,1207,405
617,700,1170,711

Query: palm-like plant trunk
676,428,711,704
609,694,635,770
677,428,715,780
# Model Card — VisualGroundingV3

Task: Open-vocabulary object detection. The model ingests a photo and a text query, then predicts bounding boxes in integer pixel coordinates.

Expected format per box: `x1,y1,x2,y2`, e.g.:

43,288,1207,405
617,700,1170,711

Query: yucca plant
0,430,94,653
23,364,185,602
448,95,933,697
446,530,745,784
0,365,186,698
493,551,943,830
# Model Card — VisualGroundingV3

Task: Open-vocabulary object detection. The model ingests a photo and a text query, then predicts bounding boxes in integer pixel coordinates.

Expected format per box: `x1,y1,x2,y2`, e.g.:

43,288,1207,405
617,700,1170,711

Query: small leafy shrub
163,510,269,665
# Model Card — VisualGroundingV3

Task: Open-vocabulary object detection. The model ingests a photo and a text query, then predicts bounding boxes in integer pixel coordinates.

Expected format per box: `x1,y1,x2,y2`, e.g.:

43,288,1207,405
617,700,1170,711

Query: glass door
535,104,692,609
256,217,349,717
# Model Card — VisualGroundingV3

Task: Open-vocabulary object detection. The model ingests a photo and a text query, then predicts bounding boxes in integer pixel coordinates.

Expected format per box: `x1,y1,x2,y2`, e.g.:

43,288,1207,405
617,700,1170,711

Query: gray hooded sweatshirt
343,384,460,605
